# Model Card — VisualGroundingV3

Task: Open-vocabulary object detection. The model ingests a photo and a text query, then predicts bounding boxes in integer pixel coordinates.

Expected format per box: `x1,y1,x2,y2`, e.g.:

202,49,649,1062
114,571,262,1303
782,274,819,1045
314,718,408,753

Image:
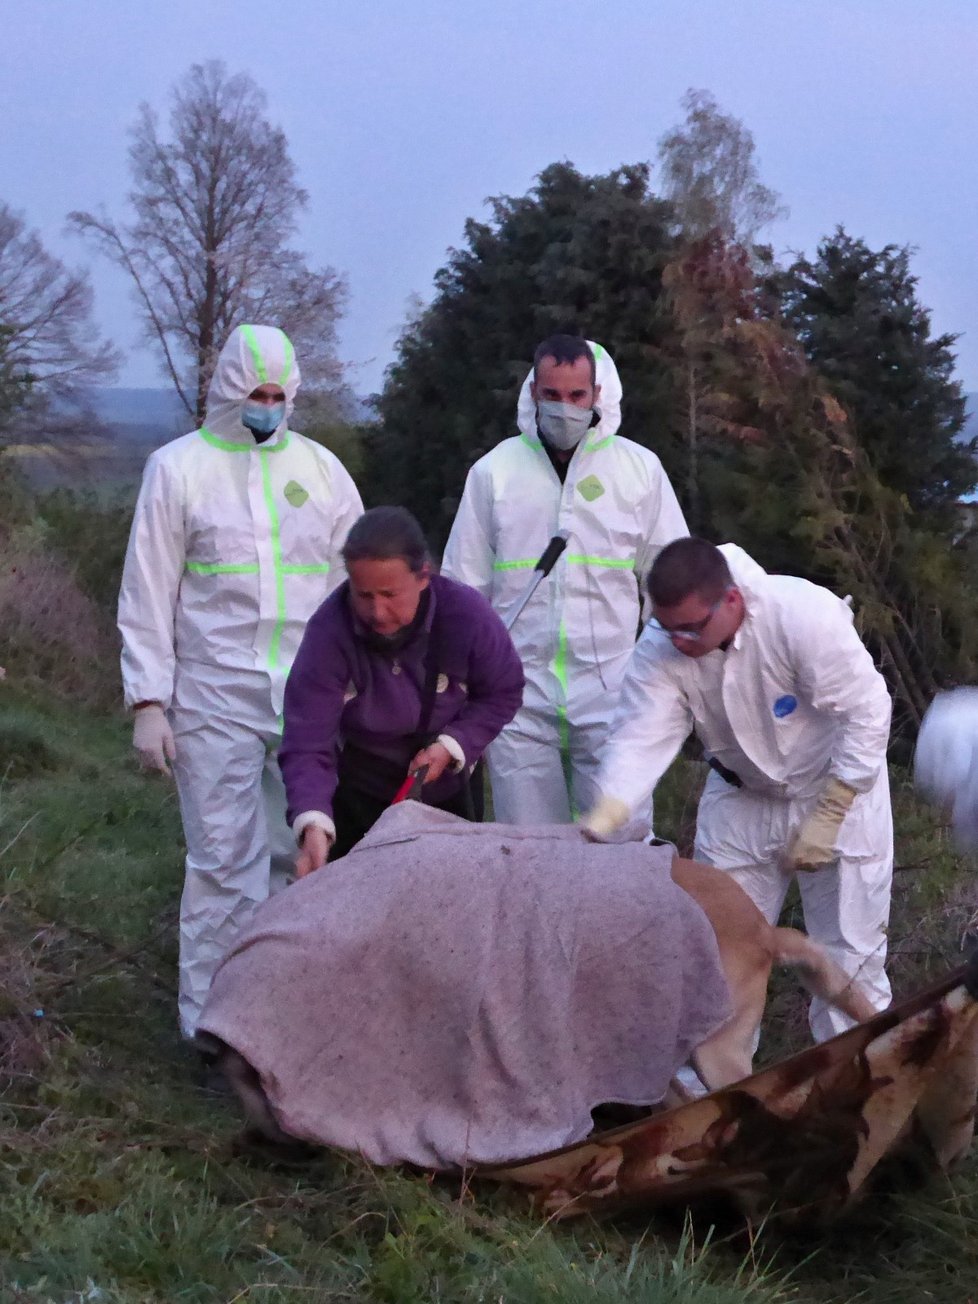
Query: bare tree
70,60,347,424
0,203,118,444
657,89,787,248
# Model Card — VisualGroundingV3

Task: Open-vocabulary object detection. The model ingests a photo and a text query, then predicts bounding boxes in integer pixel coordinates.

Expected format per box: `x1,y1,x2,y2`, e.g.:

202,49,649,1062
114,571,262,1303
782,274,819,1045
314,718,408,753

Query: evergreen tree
660,230,978,731
364,163,678,544
778,230,974,525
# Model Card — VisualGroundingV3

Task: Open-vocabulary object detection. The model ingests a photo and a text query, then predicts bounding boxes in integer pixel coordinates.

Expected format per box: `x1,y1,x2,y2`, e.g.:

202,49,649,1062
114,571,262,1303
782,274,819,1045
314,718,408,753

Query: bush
0,706,67,781
0,477,131,708
0,535,119,708
39,487,135,618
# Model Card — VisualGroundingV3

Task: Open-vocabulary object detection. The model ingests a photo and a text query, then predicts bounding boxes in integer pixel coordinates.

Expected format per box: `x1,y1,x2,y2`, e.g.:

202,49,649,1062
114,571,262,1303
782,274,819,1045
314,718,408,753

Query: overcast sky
3,0,976,398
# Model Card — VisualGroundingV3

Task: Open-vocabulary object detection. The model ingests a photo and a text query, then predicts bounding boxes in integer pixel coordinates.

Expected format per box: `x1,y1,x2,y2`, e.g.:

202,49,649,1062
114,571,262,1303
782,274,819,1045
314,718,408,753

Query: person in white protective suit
914,687,978,849
441,335,687,823
582,536,894,1042
118,324,363,1039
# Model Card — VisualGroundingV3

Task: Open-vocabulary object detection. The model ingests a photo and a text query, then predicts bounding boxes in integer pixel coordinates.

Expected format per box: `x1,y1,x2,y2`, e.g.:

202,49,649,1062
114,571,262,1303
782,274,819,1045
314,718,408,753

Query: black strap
707,755,743,788
414,600,483,820
413,599,445,749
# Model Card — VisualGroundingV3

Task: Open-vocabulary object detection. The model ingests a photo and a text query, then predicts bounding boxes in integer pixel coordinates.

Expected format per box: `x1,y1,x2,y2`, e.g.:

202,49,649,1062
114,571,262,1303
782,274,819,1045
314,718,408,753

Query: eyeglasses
648,591,728,644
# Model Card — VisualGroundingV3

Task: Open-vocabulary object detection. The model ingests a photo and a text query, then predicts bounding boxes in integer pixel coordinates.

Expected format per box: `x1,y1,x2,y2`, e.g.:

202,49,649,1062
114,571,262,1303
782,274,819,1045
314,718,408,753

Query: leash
390,531,570,806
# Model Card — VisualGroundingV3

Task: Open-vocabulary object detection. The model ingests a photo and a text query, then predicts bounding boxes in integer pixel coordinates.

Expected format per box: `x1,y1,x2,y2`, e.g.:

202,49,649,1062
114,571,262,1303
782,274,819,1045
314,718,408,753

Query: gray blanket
199,804,731,1169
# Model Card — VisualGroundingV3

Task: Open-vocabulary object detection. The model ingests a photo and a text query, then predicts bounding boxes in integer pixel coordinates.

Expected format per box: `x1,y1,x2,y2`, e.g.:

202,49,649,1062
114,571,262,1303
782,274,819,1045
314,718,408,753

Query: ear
593,382,602,405
419,562,432,589
529,380,537,402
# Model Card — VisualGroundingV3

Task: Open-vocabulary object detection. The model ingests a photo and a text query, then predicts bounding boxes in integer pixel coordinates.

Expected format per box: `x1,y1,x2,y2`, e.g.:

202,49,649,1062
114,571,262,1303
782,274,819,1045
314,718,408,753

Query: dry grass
0,899,64,1084
0,543,119,708
1,673,977,1300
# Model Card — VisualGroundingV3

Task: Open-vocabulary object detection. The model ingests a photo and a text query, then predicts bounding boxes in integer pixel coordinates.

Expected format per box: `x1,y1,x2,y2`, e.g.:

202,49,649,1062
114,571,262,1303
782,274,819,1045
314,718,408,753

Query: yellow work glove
785,777,858,872
579,794,631,841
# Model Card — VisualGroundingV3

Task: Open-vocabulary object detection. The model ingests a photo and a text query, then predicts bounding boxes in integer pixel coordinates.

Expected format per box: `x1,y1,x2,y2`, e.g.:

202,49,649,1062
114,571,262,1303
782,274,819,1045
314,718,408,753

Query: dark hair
648,537,732,608
533,334,596,385
342,506,430,575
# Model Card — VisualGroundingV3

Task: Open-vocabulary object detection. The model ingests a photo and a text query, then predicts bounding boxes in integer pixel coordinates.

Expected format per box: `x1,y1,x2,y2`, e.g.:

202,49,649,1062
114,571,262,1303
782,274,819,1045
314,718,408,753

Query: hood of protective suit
516,340,622,443
717,543,769,600
202,324,301,446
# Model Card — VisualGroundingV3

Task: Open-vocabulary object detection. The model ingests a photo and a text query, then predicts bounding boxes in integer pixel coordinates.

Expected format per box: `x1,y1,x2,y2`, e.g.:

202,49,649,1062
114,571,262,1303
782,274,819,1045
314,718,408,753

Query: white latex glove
579,794,631,841
132,704,176,774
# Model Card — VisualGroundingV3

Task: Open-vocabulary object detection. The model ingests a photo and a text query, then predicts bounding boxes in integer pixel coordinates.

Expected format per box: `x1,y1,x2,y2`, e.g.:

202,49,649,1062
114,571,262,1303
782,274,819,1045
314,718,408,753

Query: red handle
391,763,430,804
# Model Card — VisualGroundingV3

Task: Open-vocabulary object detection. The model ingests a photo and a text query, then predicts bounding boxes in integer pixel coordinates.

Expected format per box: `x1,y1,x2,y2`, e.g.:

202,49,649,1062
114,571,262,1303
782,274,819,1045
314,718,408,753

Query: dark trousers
331,763,483,861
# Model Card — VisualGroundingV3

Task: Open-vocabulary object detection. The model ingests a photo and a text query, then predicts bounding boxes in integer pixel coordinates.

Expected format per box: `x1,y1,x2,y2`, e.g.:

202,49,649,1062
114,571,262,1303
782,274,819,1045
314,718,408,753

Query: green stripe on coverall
493,555,634,571
277,333,295,386
242,322,293,387
565,555,634,569
496,548,627,813
551,619,576,816
187,562,330,577
519,428,615,453
200,427,291,454
241,324,269,383
259,448,288,672
191,432,307,670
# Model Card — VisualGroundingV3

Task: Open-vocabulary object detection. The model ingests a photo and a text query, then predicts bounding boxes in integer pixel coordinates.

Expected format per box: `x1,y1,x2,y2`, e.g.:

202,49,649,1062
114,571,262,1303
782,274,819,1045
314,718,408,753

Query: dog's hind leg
772,927,877,1024
690,964,770,1092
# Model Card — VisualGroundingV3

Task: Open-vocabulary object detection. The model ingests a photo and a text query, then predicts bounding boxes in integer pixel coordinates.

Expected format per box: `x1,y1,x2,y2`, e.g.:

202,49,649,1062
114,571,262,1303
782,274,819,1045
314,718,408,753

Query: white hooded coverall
441,343,688,823
596,545,893,1041
118,325,363,1037
914,687,978,849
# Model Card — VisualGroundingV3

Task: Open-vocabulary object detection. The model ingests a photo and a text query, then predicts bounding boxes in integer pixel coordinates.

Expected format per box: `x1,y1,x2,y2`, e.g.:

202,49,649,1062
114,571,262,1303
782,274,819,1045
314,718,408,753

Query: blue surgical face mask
241,400,286,437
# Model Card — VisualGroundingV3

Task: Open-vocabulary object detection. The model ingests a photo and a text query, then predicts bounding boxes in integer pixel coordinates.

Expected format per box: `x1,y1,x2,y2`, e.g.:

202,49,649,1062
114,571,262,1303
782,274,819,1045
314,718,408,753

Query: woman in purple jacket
280,506,525,872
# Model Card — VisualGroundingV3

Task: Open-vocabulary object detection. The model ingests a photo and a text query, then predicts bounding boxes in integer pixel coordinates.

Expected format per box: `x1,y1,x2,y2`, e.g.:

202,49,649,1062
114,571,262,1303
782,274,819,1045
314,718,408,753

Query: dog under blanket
198,804,731,1168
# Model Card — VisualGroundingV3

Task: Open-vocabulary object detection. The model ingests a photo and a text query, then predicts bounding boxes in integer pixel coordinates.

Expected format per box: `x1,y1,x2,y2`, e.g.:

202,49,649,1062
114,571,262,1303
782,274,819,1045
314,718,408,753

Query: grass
1,684,977,1302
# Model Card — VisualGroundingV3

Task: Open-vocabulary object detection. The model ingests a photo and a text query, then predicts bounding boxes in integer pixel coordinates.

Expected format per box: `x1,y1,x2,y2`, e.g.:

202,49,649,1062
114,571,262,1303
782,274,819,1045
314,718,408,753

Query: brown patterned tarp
479,959,978,1224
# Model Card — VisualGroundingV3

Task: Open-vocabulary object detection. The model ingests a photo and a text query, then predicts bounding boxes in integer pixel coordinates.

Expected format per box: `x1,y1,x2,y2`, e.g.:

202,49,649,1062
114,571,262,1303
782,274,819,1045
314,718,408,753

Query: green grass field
2,687,977,1303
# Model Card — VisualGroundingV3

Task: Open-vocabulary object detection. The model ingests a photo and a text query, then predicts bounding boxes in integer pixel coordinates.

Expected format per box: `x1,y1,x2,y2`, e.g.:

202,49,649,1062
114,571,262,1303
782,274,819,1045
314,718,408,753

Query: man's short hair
533,335,596,385
342,506,430,575
648,537,732,608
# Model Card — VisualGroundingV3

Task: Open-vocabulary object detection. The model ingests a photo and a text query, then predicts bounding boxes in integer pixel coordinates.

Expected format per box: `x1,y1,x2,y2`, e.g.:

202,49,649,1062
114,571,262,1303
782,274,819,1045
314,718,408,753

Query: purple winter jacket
279,573,524,823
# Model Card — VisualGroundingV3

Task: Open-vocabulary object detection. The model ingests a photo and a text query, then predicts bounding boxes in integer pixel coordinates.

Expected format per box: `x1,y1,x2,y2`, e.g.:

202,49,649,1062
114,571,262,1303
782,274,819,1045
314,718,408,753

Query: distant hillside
6,389,190,495
10,387,978,497
91,387,189,444
75,388,190,490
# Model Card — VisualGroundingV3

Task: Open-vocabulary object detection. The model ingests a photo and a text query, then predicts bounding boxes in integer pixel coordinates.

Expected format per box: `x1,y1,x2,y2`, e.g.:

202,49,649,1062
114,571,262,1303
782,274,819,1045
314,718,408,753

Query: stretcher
477,954,978,1225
